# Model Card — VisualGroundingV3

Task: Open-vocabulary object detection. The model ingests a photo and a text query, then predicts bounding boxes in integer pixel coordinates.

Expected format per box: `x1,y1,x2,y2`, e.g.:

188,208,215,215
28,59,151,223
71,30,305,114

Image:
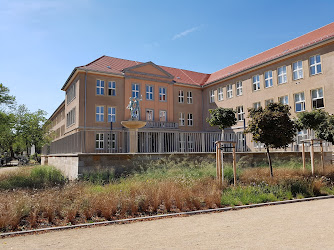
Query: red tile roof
206,22,334,84
77,22,334,87
78,56,210,86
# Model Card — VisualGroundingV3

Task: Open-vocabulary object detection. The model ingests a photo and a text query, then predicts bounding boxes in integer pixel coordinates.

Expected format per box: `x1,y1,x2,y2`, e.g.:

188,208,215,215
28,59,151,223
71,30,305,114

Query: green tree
245,103,297,177
0,83,15,107
297,109,334,143
207,107,237,130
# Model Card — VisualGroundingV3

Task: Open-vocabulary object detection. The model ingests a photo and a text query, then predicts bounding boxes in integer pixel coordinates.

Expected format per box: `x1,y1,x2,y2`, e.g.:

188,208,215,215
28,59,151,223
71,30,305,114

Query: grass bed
0,158,333,233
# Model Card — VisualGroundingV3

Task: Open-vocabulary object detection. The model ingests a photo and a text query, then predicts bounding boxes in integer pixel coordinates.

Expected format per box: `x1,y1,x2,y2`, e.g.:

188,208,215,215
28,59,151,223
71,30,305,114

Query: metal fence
42,129,332,155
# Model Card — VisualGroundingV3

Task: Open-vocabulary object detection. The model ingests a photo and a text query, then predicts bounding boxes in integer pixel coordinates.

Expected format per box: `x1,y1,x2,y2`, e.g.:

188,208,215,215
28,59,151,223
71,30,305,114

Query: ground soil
1,198,333,249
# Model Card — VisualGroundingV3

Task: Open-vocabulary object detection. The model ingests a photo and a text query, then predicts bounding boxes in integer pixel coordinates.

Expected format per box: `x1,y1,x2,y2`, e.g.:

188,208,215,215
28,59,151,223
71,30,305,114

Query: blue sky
1,0,333,117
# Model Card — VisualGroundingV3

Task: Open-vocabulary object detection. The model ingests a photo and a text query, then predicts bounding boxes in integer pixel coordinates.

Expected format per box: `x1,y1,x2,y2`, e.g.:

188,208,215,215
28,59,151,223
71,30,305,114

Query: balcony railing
144,121,179,129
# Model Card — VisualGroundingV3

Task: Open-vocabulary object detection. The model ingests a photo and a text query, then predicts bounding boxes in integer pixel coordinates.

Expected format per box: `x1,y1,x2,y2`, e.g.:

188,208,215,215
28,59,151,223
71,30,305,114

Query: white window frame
279,95,289,105
108,81,116,96
293,61,303,80
236,81,243,96
252,75,260,91
96,80,105,95
277,66,287,84
187,113,193,126
179,112,185,126
96,106,104,122
146,85,153,100
96,133,104,149
253,102,261,110
146,109,154,121
159,110,167,122
209,90,215,103
310,55,322,76
227,84,233,98
159,87,167,102
178,90,184,103
311,88,324,109
66,108,76,127
132,83,140,98
264,70,273,88
237,106,244,121
217,87,223,101
66,82,76,104
187,135,194,151
294,92,305,112
187,91,193,104
108,107,116,123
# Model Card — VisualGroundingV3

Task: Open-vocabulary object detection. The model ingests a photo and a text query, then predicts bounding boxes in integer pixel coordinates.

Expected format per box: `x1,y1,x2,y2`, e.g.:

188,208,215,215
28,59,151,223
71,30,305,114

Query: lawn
0,156,333,233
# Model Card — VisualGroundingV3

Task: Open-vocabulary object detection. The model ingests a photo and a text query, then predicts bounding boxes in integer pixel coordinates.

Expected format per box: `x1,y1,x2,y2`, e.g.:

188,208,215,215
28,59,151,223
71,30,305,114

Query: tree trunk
266,146,273,177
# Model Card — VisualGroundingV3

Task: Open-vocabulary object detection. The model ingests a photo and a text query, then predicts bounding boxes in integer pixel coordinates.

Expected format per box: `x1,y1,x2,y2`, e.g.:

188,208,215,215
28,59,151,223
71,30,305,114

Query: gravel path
1,198,334,249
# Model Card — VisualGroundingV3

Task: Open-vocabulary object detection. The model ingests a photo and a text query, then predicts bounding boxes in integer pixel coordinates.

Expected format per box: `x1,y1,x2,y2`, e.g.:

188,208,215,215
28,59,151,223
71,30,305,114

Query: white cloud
172,26,202,40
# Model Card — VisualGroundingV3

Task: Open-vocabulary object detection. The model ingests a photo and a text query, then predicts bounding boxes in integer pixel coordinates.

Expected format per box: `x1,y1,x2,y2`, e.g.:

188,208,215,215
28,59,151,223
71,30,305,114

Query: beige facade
48,24,334,153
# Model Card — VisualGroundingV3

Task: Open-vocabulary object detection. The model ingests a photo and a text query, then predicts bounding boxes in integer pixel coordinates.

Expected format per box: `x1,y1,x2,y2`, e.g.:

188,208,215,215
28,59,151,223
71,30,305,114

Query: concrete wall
41,151,332,180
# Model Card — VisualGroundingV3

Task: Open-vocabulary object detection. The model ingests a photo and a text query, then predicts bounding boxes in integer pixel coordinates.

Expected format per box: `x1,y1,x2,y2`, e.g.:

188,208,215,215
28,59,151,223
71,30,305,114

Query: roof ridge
211,22,334,76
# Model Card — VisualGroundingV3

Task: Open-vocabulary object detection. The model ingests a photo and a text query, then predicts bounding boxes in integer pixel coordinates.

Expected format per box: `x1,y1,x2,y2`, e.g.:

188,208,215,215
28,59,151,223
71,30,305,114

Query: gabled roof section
76,56,210,86
123,61,174,79
206,22,334,85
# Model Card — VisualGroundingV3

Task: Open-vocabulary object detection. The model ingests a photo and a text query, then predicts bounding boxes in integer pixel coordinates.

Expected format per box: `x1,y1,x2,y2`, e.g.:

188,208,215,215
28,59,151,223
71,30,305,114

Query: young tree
245,103,297,177
207,107,237,131
297,109,334,143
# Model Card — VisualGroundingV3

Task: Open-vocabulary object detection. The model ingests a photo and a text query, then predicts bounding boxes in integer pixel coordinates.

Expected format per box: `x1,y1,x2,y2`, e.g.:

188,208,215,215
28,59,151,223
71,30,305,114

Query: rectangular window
187,135,194,151
217,87,223,101
187,91,193,104
187,113,193,126
66,82,76,104
96,80,105,95
265,99,273,106
278,66,287,84
178,90,184,103
159,110,167,121
253,102,261,110
179,112,185,126
252,75,260,91
294,92,305,112
146,85,153,100
108,107,116,123
159,87,166,101
108,133,117,152
279,95,289,105
293,61,303,80
310,55,322,75
209,90,215,103
236,81,243,96
237,106,244,121
311,88,324,109
132,83,139,98
66,108,76,127
96,106,104,122
227,84,233,98
264,70,273,88
146,109,154,121
108,81,116,96
96,133,104,149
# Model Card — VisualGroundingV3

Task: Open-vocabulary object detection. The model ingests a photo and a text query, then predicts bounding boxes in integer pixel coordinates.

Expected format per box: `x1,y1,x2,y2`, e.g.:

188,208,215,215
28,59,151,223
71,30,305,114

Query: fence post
302,142,306,171
232,142,237,186
201,133,205,152
320,141,324,172
310,139,315,175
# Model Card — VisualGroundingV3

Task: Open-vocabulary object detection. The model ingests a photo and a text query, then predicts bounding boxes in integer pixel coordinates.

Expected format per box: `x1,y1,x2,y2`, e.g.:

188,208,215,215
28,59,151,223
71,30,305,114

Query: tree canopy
206,107,237,130
245,103,297,177
0,83,15,107
297,109,334,143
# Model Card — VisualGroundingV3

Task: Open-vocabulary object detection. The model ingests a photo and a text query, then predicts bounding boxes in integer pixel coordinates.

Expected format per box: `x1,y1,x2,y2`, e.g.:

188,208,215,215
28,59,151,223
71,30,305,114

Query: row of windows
178,90,193,104
66,108,76,127
179,113,193,126
96,80,116,96
210,82,243,103
132,83,169,102
145,109,167,122
209,55,322,103
96,106,116,123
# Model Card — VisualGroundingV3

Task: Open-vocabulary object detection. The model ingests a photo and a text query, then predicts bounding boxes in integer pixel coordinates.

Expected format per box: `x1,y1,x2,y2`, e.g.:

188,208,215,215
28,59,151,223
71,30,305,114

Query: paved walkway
1,198,334,249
